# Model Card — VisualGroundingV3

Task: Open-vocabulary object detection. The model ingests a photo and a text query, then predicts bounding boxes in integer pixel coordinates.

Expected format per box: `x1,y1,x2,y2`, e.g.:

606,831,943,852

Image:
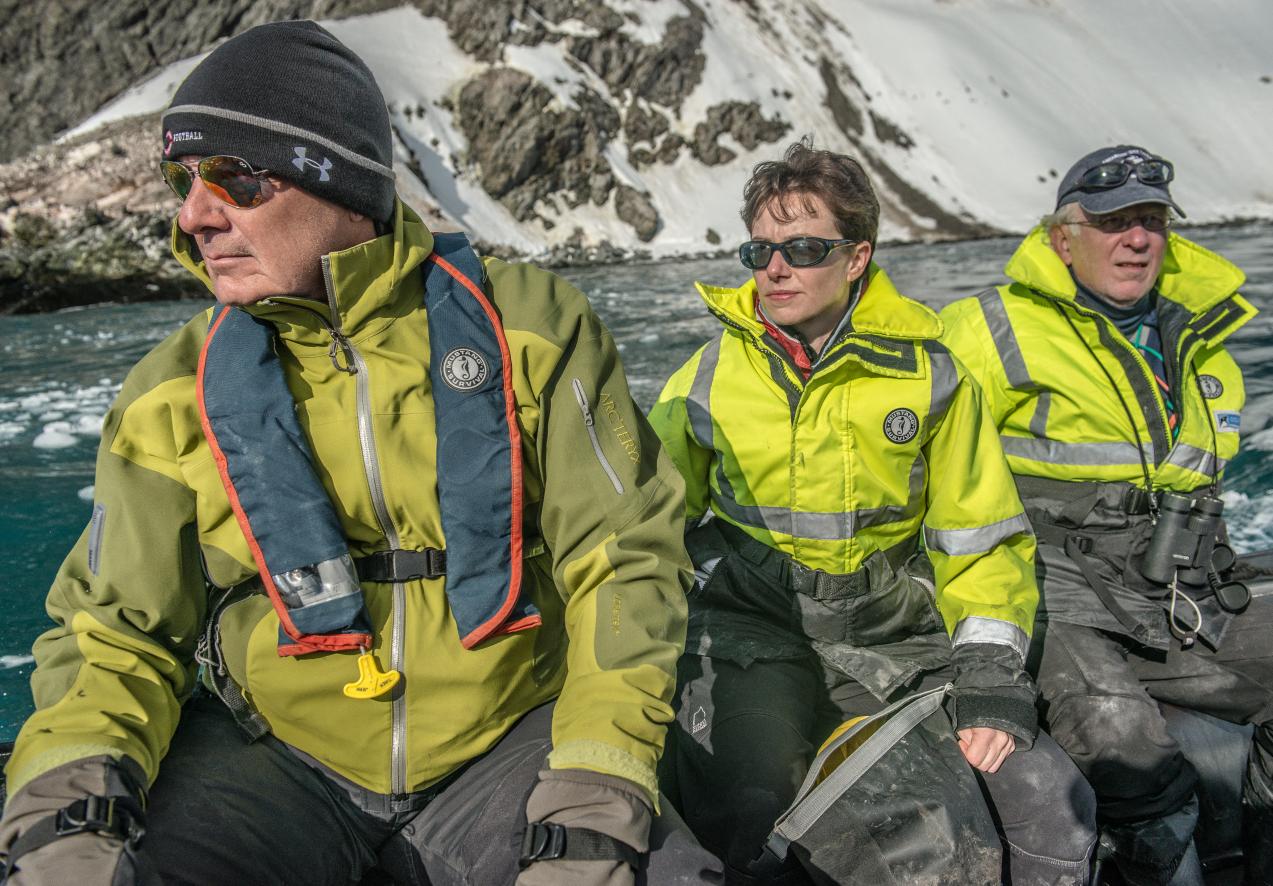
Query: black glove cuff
951,692,1039,746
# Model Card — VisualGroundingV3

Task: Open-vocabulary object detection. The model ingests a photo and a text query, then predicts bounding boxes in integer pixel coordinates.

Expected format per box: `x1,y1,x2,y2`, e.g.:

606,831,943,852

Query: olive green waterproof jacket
6,200,691,804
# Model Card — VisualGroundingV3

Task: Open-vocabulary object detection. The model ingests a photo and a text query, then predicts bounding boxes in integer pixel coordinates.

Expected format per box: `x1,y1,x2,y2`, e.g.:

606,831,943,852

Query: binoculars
1140,492,1250,612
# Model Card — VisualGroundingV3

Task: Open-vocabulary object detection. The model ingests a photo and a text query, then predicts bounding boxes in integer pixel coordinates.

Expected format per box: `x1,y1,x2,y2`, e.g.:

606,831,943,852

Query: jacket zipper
321,256,410,797
571,378,624,494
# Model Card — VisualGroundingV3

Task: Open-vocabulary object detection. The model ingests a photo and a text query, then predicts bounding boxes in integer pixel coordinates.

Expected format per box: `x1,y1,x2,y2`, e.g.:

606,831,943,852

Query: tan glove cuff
524,768,652,853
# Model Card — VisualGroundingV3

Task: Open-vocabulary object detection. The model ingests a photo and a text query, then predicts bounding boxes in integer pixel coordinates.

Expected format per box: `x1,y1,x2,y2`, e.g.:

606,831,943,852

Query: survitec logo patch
1198,375,1224,399
883,408,919,444
441,348,488,391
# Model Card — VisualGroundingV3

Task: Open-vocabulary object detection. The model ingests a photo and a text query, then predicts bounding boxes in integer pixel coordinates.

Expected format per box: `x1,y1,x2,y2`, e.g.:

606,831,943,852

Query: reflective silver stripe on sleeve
87,503,106,576
1001,436,1153,467
924,513,1033,556
1165,443,1227,477
686,337,721,450
952,616,1029,662
923,342,960,426
977,289,1032,389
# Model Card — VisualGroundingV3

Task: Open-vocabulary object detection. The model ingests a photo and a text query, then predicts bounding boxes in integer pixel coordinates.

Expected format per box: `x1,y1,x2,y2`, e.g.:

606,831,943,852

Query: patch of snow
54,0,1273,254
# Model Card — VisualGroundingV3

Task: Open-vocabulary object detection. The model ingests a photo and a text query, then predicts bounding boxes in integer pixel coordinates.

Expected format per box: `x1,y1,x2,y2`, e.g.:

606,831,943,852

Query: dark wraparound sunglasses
1064,158,1174,197
739,237,858,270
159,155,273,208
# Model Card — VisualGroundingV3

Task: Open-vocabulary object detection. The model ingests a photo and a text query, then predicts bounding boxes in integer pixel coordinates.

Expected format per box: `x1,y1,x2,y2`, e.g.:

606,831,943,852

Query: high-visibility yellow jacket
649,265,1038,661
941,228,1253,493
6,200,690,804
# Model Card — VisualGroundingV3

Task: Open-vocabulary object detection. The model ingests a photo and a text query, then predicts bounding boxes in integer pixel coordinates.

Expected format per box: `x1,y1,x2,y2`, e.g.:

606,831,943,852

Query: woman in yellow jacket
649,141,1095,885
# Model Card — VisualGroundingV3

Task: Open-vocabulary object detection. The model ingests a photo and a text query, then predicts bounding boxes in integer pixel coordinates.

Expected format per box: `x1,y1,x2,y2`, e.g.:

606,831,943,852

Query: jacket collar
696,262,944,343
1004,225,1248,318
172,198,436,347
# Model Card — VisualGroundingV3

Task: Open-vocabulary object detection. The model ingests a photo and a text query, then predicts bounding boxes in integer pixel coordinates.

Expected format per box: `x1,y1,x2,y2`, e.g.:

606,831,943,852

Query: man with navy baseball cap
943,145,1273,884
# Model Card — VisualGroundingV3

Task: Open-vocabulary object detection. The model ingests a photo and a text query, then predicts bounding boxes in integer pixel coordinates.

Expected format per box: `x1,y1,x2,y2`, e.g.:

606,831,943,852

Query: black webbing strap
1062,534,1151,645
354,549,447,583
518,822,642,871
3,796,144,877
710,518,916,601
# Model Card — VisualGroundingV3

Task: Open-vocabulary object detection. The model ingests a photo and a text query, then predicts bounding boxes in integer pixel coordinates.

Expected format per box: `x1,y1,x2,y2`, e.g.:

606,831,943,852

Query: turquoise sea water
1,225,1270,739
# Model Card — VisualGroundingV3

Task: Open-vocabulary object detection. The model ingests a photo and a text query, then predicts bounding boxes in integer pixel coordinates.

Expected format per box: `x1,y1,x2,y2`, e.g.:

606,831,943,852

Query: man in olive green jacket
0,21,719,886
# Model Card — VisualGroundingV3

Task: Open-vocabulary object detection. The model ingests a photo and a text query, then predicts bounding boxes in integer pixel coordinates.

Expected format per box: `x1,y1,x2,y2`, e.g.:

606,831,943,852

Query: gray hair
1040,202,1083,230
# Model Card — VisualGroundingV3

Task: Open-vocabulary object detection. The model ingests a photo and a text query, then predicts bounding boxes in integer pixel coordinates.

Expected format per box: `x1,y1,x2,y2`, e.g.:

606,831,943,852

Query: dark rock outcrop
691,101,791,166
0,0,401,163
614,184,659,242
455,68,617,222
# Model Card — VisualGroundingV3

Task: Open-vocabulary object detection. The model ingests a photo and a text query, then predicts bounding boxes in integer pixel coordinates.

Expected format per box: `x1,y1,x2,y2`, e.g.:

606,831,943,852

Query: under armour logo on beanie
161,20,396,222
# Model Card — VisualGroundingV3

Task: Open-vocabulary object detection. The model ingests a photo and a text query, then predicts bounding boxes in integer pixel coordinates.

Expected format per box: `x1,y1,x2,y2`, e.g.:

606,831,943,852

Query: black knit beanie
161,20,396,222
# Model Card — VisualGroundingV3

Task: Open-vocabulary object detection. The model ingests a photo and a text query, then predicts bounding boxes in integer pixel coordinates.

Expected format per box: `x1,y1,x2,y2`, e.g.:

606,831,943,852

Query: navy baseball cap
1055,145,1186,218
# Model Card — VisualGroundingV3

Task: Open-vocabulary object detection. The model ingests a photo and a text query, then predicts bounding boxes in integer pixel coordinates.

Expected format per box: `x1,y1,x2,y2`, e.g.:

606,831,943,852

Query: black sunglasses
1069,158,1174,194
739,237,858,270
159,155,273,209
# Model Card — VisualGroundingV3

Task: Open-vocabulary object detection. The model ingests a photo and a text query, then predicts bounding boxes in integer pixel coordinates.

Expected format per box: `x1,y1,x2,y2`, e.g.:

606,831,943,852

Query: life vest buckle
354,548,447,583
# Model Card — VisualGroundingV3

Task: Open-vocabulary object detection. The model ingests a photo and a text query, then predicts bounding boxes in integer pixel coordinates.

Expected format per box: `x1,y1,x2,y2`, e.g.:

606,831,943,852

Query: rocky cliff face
6,0,1266,312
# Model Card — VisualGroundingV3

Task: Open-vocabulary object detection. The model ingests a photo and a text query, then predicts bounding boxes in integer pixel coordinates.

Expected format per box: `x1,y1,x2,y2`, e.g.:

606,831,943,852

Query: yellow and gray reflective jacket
649,265,1038,663
941,228,1252,494
6,200,690,805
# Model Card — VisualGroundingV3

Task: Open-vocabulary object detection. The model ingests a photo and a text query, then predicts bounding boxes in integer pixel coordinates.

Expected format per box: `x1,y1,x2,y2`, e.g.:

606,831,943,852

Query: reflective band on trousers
923,513,1033,557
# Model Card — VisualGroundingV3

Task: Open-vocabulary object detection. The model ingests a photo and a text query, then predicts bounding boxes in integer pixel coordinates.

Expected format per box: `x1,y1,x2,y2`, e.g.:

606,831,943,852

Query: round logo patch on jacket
883,408,919,443
1198,375,1224,399
442,348,489,391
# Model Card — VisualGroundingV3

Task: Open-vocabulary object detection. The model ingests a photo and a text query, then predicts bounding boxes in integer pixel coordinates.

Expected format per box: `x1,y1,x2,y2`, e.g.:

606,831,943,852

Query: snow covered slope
63,0,1273,255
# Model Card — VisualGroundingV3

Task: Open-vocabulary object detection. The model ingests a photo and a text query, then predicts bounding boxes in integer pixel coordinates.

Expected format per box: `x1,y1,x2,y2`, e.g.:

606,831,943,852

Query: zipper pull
342,646,400,699
572,378,595,426
328,333,358,375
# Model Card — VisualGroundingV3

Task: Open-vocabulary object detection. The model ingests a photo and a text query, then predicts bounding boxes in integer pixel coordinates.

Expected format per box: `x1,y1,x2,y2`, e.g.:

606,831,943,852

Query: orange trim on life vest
197,306,365,655
426,252,526,650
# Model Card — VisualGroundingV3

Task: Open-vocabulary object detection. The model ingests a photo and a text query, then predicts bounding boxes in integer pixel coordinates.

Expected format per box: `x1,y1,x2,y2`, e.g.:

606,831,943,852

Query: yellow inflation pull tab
342,651,400,699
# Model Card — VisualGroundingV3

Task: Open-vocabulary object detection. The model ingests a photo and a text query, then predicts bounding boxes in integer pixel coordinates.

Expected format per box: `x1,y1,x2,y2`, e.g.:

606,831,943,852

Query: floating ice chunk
74,414,104,435
78,485,95,501
39,411,65,421
33,429,79,449
638,333,660,343
1243,428,1273,451
0,655,34,669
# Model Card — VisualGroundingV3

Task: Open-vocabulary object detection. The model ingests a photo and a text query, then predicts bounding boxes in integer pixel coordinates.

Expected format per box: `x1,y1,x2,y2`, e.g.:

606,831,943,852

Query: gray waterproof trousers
663,654,1097,885
141,695,722,884
1032,602,1273,886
